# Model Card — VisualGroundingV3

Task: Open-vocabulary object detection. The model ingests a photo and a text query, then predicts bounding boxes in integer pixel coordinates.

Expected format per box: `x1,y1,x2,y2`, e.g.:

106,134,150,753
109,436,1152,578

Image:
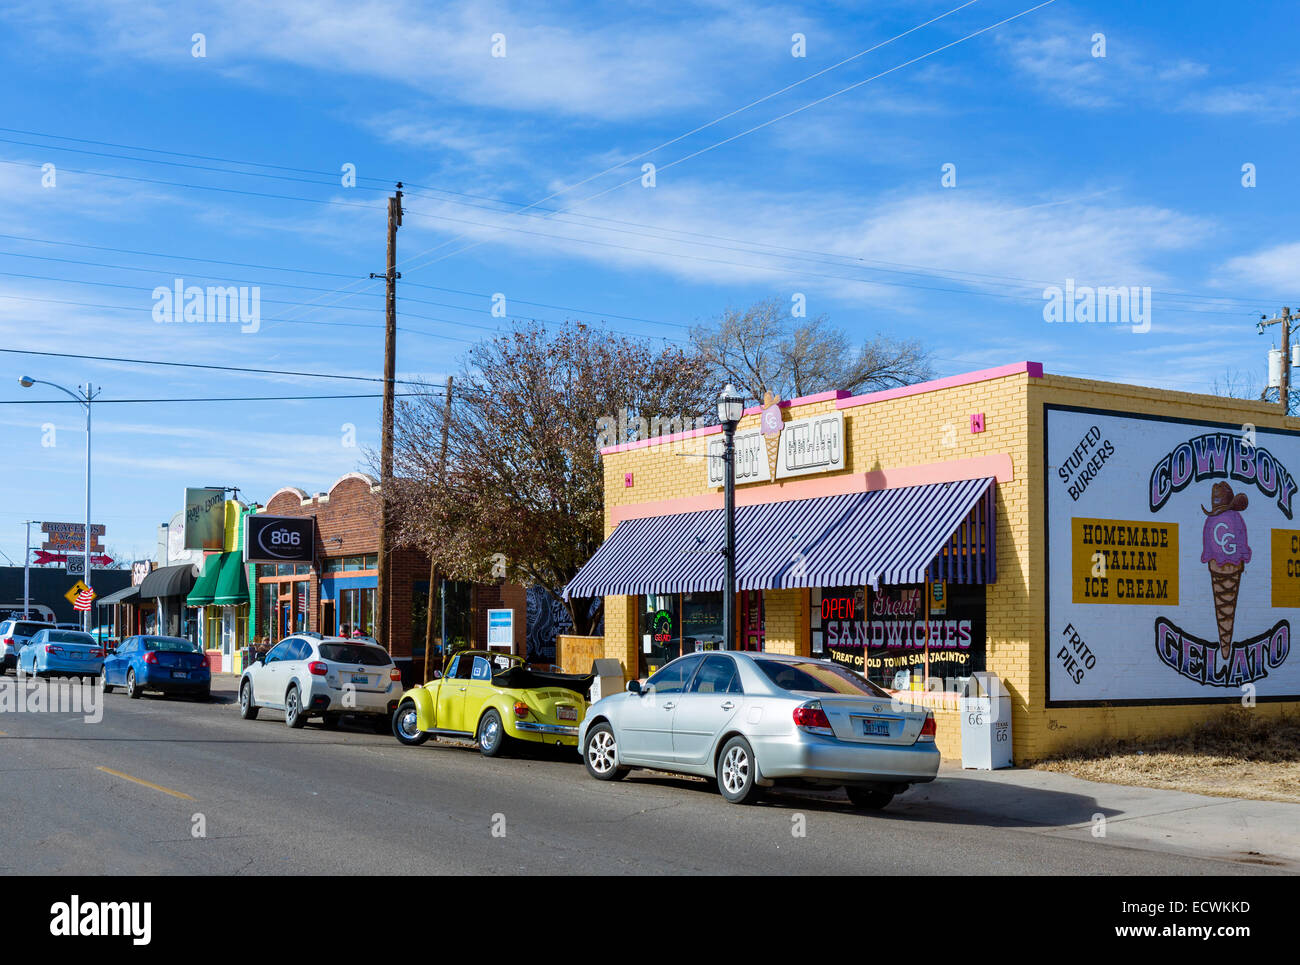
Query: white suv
238,635,403,731
0,619,50,674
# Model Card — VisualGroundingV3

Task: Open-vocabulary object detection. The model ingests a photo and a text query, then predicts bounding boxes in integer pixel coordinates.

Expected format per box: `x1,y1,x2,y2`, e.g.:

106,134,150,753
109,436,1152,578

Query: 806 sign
245,515,315,563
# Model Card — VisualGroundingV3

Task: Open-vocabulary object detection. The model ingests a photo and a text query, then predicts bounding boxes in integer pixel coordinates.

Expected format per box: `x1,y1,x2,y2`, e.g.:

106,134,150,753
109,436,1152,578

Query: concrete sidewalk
887,763,1300,871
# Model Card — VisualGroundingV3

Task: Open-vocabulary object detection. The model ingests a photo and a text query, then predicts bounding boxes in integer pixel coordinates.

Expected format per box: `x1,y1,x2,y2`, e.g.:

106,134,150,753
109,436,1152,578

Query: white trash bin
960,672,1012,769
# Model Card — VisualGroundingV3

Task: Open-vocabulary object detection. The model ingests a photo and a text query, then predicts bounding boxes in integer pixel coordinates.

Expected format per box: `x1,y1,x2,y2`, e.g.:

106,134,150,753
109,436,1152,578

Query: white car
238,635,403,731
0,619,50,674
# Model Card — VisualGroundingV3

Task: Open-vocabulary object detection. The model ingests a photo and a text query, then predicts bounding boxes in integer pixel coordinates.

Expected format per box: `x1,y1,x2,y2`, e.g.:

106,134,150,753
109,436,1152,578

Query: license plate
351,674,368,685
172,671,188,679
860,718,891,737
556,706,577,721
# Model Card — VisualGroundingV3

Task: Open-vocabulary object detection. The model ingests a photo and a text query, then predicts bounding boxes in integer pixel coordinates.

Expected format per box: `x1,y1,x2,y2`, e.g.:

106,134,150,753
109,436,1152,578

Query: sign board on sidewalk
486,608,514,652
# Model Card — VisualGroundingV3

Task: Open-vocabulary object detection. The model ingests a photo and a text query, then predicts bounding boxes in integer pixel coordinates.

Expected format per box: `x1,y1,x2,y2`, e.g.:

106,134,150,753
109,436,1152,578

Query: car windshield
142,637,200,653
47,630,94,645
319,644,390,666
754,658,890,698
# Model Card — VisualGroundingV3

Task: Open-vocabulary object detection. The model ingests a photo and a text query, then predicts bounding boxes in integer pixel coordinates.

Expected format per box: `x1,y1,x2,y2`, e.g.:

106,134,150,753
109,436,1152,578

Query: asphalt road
0,676,1282,875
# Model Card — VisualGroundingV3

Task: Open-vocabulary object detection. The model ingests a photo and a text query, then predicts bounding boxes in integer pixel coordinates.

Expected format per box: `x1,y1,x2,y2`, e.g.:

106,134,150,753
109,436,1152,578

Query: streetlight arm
21,378,91,406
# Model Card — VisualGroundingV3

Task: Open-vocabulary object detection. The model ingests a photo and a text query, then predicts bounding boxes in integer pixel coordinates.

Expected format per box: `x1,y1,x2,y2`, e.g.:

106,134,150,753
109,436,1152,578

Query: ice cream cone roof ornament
1202,481,1249,516
760,391,783,435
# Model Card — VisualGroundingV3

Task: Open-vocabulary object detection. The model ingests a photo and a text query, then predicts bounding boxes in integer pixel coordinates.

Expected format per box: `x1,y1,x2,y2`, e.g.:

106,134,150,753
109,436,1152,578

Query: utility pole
371,183,402,652
1260,307,1294,414
422,376,454,682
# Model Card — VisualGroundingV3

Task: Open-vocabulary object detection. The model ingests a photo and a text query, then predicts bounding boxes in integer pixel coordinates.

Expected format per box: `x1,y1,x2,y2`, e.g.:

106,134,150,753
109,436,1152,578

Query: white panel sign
1046,405,1299,704
708,411,845,487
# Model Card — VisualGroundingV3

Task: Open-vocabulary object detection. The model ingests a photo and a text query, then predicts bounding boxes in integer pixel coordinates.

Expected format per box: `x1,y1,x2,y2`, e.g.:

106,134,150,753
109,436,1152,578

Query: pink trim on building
741,389,851,417
598,363,1042,456
837,362,1043,410
609,453,1014,525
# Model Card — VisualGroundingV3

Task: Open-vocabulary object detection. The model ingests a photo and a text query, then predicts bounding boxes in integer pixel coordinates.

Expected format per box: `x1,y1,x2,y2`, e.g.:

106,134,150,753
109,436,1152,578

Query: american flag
72,588,95,611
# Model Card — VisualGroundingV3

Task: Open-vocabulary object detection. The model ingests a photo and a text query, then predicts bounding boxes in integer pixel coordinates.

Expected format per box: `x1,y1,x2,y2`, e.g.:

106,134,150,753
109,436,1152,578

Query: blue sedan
103,635,211,699
17,629,105,677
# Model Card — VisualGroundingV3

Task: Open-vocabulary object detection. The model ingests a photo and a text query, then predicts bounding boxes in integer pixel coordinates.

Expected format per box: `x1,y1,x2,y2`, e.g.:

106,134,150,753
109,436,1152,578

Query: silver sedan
577,651,939,809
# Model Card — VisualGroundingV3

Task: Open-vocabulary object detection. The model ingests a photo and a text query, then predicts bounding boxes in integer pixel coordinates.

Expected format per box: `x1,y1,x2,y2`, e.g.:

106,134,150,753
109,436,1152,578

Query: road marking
96,766,195,801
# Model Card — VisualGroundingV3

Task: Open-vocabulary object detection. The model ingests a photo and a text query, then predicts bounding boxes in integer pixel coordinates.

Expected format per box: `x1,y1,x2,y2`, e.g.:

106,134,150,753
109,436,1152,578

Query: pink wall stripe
837,361,1043,410
599,363,1042,455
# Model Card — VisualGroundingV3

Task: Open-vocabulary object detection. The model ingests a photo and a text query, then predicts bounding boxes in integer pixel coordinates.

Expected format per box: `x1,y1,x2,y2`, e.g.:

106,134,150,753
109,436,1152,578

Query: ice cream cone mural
760,391,783,479
1200,481,1251,660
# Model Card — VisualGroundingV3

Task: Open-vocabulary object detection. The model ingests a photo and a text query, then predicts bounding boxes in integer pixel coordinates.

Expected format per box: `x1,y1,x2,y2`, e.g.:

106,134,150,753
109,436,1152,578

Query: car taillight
143,651,157,664
793,701,834,736
308,661,328,676
389,669,402,682
44,644,63,654
918,715,937,742
1,637,12,649
513,701,530,718
90,650,104,658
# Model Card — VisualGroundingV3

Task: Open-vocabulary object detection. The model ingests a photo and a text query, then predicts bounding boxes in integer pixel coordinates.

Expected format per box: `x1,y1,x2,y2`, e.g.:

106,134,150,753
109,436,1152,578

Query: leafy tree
386,322,711,634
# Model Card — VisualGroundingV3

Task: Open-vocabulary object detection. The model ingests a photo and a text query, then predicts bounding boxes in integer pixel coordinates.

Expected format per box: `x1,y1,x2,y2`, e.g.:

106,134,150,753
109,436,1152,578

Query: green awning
212,551,250,606
186,553,223,606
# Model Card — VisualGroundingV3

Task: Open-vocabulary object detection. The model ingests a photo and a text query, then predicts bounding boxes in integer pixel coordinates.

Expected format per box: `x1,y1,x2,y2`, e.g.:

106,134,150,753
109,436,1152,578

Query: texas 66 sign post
244,515,315,564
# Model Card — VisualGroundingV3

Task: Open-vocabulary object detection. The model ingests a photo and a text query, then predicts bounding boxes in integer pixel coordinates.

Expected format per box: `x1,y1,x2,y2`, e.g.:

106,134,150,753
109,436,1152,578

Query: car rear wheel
717,736,764,805
583,723,628,781
126,669,142,699
392,700,428,746
477,709,508,757
845,786,896,811
284,685,306,728
239,680,259,720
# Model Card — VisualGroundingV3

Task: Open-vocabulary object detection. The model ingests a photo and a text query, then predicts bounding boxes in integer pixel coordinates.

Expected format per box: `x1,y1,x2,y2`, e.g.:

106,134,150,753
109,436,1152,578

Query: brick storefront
253,472,529,676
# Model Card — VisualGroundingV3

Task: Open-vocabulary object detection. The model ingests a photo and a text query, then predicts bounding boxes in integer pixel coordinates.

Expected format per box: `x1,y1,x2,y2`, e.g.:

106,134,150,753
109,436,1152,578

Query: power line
0,392,429,404
0,348,434,386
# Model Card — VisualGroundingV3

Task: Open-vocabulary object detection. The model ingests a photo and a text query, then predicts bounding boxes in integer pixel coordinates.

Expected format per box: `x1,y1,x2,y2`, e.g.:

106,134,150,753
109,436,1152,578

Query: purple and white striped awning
563,477,996,599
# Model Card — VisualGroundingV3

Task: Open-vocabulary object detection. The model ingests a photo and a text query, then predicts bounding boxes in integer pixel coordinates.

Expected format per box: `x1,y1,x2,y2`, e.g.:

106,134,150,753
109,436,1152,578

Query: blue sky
0,0,1297,566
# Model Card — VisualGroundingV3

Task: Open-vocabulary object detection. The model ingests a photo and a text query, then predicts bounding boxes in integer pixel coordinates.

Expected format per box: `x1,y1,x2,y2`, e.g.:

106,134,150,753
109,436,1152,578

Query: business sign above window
707,411,846,487
244,514,315,564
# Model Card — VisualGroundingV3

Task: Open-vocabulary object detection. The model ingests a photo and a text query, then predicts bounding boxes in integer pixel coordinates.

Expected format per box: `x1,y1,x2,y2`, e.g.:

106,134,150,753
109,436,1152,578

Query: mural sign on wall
1046,405,1298,704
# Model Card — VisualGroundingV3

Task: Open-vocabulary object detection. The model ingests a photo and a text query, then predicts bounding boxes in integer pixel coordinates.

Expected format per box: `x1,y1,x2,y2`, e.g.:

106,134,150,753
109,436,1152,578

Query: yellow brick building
568,362,1300,762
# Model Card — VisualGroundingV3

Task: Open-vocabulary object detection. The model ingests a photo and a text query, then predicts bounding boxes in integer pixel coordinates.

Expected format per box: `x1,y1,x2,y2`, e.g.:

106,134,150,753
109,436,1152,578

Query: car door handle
458,686,466,692
720,701,736,710
662,701,676,710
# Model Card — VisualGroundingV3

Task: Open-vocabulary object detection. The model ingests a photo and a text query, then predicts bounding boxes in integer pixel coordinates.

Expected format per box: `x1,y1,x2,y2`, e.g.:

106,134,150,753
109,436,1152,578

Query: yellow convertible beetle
392,650,593,756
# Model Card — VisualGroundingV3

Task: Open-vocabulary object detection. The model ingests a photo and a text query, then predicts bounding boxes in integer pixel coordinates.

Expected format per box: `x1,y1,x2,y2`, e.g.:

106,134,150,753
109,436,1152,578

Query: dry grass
1028,710,1300,803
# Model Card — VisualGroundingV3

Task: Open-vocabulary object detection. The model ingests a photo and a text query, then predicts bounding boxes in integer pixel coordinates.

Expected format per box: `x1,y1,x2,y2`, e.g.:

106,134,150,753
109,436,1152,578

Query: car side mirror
626,679,642,695
431,670,443,680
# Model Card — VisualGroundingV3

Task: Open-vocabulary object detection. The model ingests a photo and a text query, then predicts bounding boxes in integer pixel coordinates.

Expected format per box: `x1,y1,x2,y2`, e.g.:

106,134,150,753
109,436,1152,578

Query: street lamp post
19,377,99,630
23,519,38,620
716,384,745,652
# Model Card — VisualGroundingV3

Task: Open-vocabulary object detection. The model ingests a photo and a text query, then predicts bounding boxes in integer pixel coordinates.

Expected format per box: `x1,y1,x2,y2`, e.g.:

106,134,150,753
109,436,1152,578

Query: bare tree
690,297,932,403
384,321,712,635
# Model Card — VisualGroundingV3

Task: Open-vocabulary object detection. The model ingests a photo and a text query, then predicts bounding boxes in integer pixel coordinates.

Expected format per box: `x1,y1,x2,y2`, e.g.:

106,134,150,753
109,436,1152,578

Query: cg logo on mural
1148,439,1292,687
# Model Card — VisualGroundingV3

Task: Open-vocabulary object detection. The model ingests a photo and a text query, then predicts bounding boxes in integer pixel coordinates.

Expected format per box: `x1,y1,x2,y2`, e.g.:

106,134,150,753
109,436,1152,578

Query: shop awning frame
186,553,223,607
96,585,139,607
212,552,250,606
563,477,997,599
138,563,200,600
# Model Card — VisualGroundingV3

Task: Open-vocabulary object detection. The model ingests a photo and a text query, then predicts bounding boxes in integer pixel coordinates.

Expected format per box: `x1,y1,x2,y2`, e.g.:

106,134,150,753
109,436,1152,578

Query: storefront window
638,592,723,677
811,584,986,690
338,587,375,638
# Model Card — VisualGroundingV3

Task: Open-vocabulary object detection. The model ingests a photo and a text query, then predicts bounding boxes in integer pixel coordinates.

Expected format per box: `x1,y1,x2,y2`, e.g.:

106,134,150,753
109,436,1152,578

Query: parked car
102,635,211,699
90,625,119,648
16,628,105,678
392,651,592,756
239,635,402,731
0,619,50,674
577,651,939,809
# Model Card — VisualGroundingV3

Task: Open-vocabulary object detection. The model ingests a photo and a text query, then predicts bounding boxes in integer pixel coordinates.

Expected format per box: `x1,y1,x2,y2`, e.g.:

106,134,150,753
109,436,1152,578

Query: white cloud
1218,241,1300,292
